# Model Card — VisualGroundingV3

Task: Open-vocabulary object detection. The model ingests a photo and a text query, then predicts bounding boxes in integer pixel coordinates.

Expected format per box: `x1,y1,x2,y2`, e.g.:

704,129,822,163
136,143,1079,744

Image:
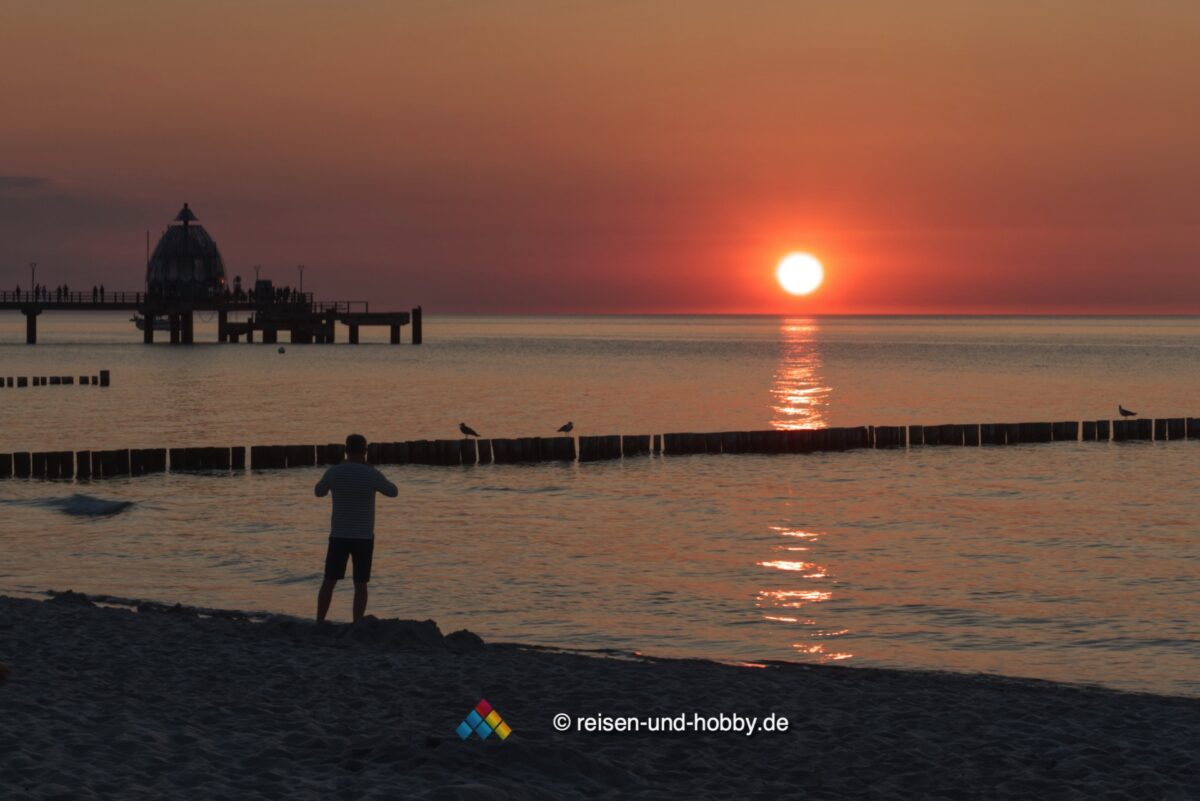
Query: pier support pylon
23,308,40,344
143,314,155,344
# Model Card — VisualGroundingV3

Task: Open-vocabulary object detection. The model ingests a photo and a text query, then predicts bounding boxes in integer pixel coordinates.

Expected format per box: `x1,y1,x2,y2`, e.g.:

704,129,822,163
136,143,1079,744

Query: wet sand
1,593,1197,800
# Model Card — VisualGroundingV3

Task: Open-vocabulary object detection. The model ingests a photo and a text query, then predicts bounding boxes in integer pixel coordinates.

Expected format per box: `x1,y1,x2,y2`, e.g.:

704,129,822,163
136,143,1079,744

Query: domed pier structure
146,203,228,301
0,202,422,346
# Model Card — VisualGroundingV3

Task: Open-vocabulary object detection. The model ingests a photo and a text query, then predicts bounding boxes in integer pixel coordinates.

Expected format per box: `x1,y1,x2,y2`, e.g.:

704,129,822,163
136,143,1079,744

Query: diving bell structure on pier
145,204,227,300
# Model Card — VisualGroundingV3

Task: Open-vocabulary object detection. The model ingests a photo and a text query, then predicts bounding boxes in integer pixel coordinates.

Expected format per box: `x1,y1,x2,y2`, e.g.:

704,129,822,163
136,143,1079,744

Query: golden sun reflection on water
758,526,853,662
770,318,831,430
757,589,833,607
757,560,827,578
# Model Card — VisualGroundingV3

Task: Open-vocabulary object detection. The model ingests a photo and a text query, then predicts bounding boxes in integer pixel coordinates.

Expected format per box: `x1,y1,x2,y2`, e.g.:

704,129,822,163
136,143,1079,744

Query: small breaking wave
2,493,136,517
467,485,567,494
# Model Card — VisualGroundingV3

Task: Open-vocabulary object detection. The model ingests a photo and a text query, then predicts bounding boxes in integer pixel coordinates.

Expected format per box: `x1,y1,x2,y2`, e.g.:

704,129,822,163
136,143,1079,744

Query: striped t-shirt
314,461,399,539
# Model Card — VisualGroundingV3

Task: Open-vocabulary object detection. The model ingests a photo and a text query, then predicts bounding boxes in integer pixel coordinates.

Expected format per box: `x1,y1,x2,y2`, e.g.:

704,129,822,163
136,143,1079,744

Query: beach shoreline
2,592,1197,800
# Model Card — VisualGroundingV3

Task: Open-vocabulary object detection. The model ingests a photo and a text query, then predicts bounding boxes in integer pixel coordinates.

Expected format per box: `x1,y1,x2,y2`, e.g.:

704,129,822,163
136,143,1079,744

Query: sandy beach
1,593,1197,800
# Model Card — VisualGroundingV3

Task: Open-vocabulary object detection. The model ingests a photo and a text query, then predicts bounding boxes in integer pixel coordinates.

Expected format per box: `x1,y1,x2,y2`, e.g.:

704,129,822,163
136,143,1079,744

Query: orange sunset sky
2,2,1198,314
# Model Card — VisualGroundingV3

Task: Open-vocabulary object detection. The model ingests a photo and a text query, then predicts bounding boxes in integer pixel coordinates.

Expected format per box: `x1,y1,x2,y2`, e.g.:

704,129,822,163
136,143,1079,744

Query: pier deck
0,291,421,345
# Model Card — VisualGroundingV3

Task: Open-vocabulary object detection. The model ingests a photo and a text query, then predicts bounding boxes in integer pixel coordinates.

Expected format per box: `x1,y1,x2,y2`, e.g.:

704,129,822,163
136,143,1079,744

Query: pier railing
312,300,368,315
0,290,318,307
2,417,1197,479
0,289,147,305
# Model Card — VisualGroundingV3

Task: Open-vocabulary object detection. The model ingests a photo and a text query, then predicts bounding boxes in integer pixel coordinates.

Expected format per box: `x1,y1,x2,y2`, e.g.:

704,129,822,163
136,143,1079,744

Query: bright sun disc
776,253,824,296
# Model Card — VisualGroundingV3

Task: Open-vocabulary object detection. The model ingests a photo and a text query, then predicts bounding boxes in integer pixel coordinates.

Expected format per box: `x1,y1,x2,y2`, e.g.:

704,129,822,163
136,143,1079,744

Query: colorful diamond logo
456,699,512,741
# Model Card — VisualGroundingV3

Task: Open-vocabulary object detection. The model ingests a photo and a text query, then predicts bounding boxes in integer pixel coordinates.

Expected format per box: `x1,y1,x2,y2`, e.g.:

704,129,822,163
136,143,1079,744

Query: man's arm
315,468,332,497
375,469,399,498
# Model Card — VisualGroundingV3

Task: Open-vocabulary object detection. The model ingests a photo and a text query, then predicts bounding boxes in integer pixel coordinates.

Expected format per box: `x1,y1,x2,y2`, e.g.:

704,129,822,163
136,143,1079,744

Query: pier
0,290,421,346
2,204,421,345
2,415,1196,479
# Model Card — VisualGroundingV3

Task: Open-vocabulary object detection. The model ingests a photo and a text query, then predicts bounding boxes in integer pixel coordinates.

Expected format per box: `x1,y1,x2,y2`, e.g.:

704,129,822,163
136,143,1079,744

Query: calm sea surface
1,314,1198,696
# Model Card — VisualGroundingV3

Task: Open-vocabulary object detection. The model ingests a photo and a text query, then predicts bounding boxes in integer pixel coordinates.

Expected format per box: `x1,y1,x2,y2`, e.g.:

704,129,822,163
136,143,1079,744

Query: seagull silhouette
459,422,480,438
1118,405,1137,418
557,421,574,433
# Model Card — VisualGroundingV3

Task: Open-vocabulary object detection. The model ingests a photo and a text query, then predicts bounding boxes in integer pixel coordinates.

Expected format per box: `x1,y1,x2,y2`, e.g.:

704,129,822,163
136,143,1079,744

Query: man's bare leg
317,577,338,622
353,582,368,622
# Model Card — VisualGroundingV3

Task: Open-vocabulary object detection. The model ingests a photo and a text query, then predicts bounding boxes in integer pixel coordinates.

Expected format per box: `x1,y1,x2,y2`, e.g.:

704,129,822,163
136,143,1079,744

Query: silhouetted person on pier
92,285,97,301
99,284,105,301
315,434,398,623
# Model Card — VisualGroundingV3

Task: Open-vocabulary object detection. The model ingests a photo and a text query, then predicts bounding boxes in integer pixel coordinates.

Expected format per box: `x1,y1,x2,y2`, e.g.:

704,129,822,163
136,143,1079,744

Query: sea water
1,314,1197,696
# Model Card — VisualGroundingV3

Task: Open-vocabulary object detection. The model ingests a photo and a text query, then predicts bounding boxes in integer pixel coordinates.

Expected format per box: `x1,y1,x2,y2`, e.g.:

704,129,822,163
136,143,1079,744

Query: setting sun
776,253,824,296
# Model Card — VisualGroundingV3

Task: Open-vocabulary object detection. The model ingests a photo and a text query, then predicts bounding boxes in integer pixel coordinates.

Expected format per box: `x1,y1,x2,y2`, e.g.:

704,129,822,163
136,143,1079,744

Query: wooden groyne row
0,447,242,480
0,370,110,388
2,417,1197,479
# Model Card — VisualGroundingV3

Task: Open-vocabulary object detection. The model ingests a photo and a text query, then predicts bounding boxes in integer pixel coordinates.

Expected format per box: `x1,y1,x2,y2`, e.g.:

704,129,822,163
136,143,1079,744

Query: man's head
345,434,368,462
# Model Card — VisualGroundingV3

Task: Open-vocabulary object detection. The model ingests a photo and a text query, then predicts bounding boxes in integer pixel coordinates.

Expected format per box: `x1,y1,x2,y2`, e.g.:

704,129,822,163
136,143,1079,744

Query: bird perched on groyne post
1119,405,1137,418
557,421,574,433
459,422,480,438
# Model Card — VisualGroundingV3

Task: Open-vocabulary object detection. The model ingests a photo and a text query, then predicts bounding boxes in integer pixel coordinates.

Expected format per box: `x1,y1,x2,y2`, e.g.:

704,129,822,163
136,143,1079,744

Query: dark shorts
324,537,375,583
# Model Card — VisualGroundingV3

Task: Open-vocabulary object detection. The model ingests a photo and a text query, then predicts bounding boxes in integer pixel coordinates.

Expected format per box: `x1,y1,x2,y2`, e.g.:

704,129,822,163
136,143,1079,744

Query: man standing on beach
315,434,398,623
